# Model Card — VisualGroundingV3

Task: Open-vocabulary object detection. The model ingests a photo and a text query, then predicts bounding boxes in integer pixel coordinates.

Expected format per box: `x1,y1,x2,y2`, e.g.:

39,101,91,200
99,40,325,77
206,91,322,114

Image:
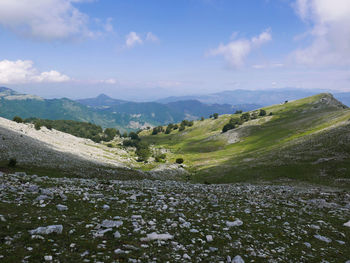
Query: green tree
240,113,250,122
175,158,184,164
259,109,267,116
135,141,151,162
129,132,139,140
13,116,23,123
105,128,119,141
8,158,17,167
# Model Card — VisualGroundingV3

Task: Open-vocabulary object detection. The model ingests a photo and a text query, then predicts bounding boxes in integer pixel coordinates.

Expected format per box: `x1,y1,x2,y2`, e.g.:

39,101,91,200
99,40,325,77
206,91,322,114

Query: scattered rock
29,225,63,235
56,204,68,211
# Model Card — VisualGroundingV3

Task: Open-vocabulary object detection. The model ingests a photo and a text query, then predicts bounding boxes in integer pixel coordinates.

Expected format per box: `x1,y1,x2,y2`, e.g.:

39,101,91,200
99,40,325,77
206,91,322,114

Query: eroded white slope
0,117,129,168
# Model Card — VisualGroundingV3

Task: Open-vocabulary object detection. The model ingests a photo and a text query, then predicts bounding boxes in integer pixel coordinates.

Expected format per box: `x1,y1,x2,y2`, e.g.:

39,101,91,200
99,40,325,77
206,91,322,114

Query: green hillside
141,93,350,187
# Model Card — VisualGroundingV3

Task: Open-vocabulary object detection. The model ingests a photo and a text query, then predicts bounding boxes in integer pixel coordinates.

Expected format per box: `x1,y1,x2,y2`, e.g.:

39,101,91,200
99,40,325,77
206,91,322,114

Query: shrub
251,112,258,119
45,124,53,130
222,123,235,133
13,116,23,123
213,113,219,119
8,158,17,167
135,141,151,162
152,126,164,135
122,132,128,138
259,109,267,116
240,113,250,122
122,139,138,147
107,143,113,148
179,125,185,131
200,117,204,121
155,153,166,162
235,110,242,114
105,128,119,141
34,122,41,130
129,132,139,140
92,135,102,143
222,117,240,133
269,112,273,116
152,128,158,135
165,126,172,134
175,158,184,164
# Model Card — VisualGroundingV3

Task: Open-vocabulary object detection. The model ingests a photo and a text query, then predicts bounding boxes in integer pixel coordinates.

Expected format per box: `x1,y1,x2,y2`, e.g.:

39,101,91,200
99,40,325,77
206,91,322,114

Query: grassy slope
141,93,350,187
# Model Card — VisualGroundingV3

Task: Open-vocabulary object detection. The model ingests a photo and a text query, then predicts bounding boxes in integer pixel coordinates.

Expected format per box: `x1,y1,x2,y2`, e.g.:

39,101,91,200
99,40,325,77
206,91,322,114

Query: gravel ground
0,171,349,262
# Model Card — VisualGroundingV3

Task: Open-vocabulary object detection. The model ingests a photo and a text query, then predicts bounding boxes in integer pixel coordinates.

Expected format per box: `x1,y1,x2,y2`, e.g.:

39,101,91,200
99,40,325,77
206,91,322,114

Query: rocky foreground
0,171,349,262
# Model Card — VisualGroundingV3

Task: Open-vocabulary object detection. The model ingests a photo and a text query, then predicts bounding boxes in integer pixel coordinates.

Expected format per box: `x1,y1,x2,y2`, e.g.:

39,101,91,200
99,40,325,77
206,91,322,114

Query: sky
0,0,349,101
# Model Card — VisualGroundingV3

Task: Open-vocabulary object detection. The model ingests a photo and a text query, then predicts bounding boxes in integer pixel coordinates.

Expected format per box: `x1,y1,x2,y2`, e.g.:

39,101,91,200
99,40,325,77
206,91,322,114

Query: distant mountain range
0,87,259,131
157,88,350,107
2,86,350,131
77,93,260,128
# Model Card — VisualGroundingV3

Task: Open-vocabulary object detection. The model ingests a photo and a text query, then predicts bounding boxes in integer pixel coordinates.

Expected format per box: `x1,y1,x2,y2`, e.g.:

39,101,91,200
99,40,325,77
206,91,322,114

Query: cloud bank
0,60,70,84
0,0,100,41
209,29,272,68
293,0,350,66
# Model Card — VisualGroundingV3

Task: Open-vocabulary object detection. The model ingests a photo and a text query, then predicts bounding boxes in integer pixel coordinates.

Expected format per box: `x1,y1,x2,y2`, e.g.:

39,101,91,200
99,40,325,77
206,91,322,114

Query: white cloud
125,31,159,48
146,32,159,42
0,60,70,84
125,32,143,48
101,78,117,84
209,29,272,68
252,63,284,69
0,0,94,40
103,18,114,33
292,0,350,66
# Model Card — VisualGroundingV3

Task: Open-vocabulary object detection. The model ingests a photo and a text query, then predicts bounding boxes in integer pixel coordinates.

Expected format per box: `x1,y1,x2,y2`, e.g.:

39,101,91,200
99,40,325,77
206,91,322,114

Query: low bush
13,116,23,123
8,158,17,167
175,158,184,164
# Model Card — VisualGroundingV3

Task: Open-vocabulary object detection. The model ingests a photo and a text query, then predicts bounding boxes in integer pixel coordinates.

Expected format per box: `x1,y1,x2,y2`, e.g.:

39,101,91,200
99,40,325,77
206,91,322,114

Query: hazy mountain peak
97,93,112,99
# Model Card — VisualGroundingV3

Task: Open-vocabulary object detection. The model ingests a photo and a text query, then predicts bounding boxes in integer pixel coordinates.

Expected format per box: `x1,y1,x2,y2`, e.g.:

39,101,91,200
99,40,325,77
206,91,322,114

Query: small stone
206,235,213,242
140,232,173,241
232,255,245,263
29,225,63,235
114,231,121,238
314,234,332,243
344,220,350,227
56,204,68,211
101,220,123,228
114,249,125,254
44,255,53,261
102,204,110,210
304,242,311,248
226,219,243,227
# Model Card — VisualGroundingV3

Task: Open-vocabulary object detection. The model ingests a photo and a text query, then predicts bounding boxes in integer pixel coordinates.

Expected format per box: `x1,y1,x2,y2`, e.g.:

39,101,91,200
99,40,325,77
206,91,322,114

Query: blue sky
0,0,349,100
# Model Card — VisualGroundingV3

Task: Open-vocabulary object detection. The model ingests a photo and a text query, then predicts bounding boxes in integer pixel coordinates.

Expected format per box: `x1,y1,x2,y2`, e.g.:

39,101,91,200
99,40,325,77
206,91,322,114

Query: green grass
140,93,350,187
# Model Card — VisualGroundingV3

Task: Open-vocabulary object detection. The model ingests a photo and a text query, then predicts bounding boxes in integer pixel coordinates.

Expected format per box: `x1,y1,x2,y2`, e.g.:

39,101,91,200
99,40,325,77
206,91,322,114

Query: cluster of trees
165,123,178,134
209,113,219,119
222,109,271,133
122,135,151,162
151,119,194,135
152,126,164,135
179,120,194,131
19,117,120,143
